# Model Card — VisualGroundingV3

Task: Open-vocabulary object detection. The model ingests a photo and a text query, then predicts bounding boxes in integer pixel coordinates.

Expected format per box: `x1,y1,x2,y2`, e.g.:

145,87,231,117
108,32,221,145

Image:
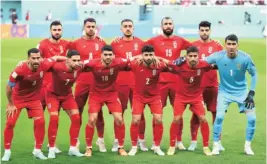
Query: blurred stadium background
1,0,266,164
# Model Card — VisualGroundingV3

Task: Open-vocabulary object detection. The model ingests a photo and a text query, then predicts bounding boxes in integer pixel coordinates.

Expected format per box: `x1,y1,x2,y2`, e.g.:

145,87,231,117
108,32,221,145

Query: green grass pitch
1,38,266,164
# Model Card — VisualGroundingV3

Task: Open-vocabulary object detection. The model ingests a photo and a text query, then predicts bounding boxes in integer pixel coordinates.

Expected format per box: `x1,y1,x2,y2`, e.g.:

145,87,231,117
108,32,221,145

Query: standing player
160,46,213,156
188,21,224,151
111,19,148,152
204,34,257,155
83,45,137,157
1,48,65,161
46,50,86,159
37,20,70,153
70,18,107,152
146,17,192,150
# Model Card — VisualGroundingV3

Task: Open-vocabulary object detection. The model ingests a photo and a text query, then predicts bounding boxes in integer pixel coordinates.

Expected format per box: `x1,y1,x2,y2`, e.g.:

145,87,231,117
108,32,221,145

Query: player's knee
154,117,162,124
115,117,124,126
173,116,182,123
89,117,97,126
132,118,141,125
198,116,207,123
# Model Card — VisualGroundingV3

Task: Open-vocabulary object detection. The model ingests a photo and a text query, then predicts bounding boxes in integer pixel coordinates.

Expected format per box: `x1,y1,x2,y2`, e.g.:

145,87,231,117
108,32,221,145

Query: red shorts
116,84,134,111
132,94,162,115
174,96,205,116
202,87,218,112
74,83,91,110
40,85,47,107
46,91,78,113
159,82,176,108
88,92,122,113
13,100,44,118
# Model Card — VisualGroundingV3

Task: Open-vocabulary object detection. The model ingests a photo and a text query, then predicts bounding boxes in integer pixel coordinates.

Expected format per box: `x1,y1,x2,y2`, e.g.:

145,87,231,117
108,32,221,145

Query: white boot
244,141,254,155
188,141,197,151
128,146,138,156
176,141,186,150
154,146,165,156
138,139,148,151
1,149,11,161
218,140,225,151
212,142,220,155
33,149,47,160
111,139,119,152
96,138,107,152
68,146,84,157
48,147,56,159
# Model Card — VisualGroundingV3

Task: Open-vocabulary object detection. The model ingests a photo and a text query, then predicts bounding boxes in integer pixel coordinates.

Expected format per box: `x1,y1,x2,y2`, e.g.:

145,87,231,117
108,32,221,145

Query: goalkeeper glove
244,90,255,110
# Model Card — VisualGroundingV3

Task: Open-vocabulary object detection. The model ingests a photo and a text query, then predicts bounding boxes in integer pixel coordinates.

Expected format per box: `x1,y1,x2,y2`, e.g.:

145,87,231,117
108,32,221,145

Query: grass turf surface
0,38,266,164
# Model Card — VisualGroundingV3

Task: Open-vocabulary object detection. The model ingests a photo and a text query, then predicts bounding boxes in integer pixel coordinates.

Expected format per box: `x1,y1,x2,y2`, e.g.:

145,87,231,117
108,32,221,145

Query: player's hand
96,35,104,42
244,90,255,110
174,57,186,66
6,103,17,118
133,55,144,65
153,57,161,68
112,36,122,43
212,64,218,70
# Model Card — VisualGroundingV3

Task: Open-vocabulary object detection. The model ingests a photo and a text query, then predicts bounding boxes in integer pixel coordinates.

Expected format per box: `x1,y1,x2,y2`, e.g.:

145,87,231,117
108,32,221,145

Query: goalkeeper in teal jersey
204,34,257,156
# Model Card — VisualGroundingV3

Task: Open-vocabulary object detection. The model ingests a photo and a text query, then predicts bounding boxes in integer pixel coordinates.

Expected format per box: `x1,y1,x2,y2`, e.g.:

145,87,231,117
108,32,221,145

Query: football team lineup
1,17,258,162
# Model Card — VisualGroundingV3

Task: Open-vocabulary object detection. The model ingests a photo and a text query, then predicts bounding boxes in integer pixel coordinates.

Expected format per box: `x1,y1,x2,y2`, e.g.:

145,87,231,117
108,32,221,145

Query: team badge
236,63,241,70
95,44,99,51
134,43,138,51
208,47,213,54
60,46,63,54
152,69,156,76
110,68,114,75
40,71,43,78
173,41,177,48
197,69,201,76
201,53,206,59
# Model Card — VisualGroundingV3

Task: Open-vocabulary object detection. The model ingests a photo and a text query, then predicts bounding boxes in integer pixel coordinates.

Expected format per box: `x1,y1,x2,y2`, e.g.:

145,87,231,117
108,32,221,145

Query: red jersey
37,38,70,86
84,58,129,95
70,37,106,85
111,37,144,86
192,39,223,87
174,60,213,101
47,62,83,96
9,58,56,102
131,62,168,100
146,35,192,83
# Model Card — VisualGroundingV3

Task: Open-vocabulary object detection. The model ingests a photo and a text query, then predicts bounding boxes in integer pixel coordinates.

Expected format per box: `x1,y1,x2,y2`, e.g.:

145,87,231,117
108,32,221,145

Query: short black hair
101,45,113,52
84,18,96,25
28,48,40,57
50,21,62,29
199,21,211,29
121,19,133,25
142,45,154,53
225,34,238,43
186,46,199,54
67,50,80,58
161,16,173,25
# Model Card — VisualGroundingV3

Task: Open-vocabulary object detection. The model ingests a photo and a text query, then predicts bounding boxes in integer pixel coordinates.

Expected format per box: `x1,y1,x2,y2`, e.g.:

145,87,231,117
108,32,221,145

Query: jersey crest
134,43,138,51
236,63,241,70
208,47,213,54
152,69,156,76
173,41,177,48
95,44,99,51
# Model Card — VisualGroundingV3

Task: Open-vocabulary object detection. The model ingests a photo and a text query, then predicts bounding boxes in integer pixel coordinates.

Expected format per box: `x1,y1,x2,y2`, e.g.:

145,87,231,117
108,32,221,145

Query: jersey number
146,78,150,85
65,79,70,85
165,49,172,57
102,76,108,81
189,77,194,83
126,52,132,59
230,69,233,76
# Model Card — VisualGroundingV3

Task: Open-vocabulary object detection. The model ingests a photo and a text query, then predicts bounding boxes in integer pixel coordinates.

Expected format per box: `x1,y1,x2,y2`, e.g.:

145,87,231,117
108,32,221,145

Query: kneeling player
46,50,85,158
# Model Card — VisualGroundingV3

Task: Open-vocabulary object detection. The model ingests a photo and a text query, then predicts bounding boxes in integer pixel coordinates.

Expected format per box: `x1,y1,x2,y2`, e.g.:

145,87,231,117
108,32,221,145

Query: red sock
170,122,178,147
4,111,20,149
200,121,210,147
113,121,118,140
176,118,183,141
154,122,163,146
34,118,45,149
96,109,105,138
190,114,200,141
115,122,125,147
130,123,139,146
152,119,156,142
85,124,94,147
211,112,216,124
70,114,81,146
138,113,146,140
48,115,59,147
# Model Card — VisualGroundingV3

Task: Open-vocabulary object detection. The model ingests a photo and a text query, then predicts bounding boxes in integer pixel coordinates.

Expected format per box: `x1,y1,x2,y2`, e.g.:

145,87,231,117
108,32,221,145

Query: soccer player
204,34,257,155
146,16,192,150
111,19,148,152
46,50,86,158
37,20,70,153
159,46,213,156
188,21,224,151
2,48,66,161
70,18,107,152
83,45,137,157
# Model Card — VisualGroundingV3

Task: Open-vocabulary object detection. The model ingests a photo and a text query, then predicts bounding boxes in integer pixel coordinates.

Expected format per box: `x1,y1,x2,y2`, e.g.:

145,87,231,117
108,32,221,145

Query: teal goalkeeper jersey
204,50,257,96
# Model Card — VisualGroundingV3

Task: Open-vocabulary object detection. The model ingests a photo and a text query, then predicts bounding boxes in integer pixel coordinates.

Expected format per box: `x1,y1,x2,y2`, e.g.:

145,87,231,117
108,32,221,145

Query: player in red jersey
83,45,143,157
158,46,213,156
188,21,224,151
37,20,70,153
111,19,148,152
46,50,87,159
70,18,107,151
1,48,66,162
146,17,192,150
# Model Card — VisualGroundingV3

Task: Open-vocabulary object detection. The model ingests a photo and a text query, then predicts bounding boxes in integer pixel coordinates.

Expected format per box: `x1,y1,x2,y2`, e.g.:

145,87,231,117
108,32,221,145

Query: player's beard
124,31,132,38
200,34,209,41
31,63,40,69
189,60,197,67
52,34,61,41
86,31,95,38
144,59,152,66
103,59,112,65
163,28,173,36
228,51,237,58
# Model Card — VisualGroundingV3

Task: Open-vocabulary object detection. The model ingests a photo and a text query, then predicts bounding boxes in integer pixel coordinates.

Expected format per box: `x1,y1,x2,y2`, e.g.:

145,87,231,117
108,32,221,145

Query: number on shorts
102,76,108,81
189,77,194,83
146,78,150,85
65,79,70,85
32,80,36,86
